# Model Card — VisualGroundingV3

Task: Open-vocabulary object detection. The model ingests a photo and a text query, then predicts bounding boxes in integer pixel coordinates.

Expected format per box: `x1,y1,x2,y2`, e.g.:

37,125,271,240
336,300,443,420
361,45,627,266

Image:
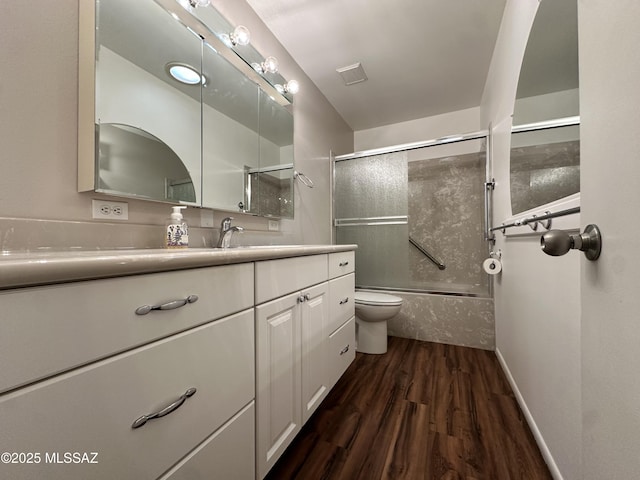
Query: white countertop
0,244,357,290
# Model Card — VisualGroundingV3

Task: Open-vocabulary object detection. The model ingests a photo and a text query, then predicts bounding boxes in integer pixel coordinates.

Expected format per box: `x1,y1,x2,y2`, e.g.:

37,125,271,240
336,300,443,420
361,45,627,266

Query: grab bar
409,236,446,270
490,206,580,233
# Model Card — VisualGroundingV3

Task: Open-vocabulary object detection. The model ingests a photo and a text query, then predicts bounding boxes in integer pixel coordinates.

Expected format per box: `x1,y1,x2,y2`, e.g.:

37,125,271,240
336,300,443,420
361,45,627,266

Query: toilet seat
354,291,403,307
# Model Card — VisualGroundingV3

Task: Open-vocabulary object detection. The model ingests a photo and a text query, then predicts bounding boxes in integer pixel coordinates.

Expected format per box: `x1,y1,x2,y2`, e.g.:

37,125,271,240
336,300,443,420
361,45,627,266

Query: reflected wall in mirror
202,43,260,212
98,124,196,203
510,0,579,215
96,0,202,204
80,0,295,218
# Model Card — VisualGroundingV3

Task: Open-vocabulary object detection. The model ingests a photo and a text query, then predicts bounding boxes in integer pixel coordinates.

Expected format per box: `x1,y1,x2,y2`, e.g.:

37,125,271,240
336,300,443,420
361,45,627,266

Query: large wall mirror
79,0,295,218
510,0,579,215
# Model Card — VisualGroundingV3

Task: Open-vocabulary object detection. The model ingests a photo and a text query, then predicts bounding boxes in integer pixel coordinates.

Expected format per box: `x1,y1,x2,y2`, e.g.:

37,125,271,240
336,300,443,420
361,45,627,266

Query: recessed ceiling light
166,62,205,85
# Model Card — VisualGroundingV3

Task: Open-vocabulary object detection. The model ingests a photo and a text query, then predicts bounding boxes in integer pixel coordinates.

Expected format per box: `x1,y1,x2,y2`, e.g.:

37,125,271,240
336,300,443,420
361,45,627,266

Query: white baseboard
495,348,564,480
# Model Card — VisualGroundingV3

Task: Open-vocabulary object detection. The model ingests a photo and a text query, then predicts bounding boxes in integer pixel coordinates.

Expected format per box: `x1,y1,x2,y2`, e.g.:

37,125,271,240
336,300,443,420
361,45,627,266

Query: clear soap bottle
166,206,189,248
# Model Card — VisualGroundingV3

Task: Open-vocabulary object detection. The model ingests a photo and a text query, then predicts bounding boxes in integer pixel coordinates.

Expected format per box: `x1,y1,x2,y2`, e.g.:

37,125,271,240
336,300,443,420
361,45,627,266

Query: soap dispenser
166,206,189,248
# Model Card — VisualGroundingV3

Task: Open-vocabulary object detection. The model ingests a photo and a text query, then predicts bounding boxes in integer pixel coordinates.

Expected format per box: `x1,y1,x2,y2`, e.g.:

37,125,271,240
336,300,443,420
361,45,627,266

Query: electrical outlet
92,199,129,220
268,220,279,231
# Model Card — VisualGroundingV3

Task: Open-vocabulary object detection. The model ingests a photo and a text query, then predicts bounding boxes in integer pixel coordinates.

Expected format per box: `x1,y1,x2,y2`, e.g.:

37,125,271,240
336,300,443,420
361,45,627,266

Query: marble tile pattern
250,172,293,218
408,151,489,293
510,139,580,214
387,291,495,350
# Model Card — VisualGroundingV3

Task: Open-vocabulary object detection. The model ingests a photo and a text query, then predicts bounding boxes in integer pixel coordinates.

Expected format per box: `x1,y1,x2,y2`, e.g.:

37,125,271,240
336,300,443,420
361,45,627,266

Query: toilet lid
354,291,403,306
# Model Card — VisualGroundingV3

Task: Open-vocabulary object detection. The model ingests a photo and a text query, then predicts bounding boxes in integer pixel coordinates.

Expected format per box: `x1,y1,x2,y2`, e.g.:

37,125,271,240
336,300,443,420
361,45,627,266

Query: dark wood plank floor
265,336,553,480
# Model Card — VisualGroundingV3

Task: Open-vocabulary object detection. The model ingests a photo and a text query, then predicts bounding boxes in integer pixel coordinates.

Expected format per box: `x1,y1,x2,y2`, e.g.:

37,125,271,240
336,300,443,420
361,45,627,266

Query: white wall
0,0,352,251
480,1,582,479
354,106,481,151
579,1,640,478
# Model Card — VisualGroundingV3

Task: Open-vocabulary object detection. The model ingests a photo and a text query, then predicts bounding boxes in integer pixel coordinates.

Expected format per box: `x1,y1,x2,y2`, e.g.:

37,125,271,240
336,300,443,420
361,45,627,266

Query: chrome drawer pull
339,261,349,267
131,387,197,429
340,345,350,355
135,295,198,315
339,297,349,305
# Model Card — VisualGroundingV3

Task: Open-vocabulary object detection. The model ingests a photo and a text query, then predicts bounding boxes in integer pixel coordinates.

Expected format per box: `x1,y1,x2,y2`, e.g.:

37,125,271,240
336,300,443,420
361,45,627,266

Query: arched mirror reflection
98,124,196,203
510,0,579,215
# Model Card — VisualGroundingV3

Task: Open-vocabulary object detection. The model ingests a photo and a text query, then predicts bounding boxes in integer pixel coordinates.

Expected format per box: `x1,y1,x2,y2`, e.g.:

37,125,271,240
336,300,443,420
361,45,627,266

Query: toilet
354,291,403,354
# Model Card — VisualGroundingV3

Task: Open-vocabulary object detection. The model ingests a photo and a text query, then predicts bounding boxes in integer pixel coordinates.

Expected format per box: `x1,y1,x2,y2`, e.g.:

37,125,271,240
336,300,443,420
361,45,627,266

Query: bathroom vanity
0,245,356,480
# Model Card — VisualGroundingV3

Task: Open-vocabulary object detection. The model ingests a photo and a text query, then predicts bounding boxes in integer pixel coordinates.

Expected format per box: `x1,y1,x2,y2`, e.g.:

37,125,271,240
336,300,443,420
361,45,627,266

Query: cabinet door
255,292,302,480
301,282,329,423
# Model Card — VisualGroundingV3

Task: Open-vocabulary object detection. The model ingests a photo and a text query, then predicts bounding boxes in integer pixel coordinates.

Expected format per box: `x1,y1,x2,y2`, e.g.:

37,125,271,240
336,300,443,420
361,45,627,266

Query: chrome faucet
216,217,244,248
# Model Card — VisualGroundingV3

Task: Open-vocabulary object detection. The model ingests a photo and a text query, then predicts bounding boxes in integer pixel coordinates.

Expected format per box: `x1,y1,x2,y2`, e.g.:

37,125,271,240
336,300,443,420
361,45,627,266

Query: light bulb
285,79,300,94
262,56,279,74
230,25,250,46
192,0,210,7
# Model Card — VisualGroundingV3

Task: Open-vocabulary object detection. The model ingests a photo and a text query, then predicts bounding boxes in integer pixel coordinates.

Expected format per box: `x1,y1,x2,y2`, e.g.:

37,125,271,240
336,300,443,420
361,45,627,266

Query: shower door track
334,129,488,162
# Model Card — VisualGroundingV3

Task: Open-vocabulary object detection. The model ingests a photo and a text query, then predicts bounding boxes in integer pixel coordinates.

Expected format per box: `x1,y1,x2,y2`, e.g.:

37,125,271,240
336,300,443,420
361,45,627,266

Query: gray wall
0,0,352,251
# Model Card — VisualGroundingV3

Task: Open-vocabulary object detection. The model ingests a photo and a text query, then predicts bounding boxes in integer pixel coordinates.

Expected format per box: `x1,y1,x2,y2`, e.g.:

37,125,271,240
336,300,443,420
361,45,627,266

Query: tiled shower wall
408,150,489,294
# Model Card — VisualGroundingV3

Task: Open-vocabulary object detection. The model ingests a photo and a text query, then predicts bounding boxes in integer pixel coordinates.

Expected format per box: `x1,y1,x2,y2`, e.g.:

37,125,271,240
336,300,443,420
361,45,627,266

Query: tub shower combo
334,132,495,350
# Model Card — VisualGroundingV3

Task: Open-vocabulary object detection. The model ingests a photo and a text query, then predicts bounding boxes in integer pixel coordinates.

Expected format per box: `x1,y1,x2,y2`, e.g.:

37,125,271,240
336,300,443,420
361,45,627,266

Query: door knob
540,224,602,260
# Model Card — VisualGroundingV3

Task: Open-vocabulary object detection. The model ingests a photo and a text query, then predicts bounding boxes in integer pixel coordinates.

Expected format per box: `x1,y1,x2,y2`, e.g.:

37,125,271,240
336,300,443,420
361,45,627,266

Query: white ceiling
246,0,508,131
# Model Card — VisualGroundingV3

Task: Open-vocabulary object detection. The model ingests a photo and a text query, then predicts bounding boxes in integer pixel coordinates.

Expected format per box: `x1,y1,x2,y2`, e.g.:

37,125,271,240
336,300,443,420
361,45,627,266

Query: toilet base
355,317,387,354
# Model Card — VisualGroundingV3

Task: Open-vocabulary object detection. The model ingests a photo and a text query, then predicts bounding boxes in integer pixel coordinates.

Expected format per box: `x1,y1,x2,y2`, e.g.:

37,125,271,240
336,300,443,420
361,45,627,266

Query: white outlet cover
268,220,279,231
92,199,129,220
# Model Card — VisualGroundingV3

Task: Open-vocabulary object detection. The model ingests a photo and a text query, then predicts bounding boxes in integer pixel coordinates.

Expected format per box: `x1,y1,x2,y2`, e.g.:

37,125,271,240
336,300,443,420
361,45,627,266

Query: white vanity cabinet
255,253,355,479
0,264,256,480
0,246,356,480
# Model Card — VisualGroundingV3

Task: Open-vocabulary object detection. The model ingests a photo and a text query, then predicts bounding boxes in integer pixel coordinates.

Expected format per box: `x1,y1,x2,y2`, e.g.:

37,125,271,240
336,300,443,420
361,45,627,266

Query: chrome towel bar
490,206,580,233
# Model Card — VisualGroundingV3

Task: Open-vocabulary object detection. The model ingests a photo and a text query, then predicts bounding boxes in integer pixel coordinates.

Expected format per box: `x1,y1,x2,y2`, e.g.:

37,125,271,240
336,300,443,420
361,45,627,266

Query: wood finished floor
265,336,553,480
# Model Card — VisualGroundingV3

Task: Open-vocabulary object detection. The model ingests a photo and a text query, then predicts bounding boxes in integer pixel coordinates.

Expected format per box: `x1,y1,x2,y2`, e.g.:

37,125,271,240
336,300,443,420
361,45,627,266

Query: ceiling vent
336,62,368,86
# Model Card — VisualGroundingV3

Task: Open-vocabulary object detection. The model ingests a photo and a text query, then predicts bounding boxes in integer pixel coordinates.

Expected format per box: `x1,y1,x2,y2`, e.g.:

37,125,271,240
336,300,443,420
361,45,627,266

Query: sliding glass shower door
334,137,490,297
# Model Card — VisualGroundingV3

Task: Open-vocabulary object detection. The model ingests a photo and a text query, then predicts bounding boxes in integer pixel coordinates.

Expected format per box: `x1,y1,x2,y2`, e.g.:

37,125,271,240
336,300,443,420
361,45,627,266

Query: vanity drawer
327,316,355,388
0,309,254,480
0,263,253,393
328,251,355,279
328,273,355,335
161,402,255,480
255,254,328,304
